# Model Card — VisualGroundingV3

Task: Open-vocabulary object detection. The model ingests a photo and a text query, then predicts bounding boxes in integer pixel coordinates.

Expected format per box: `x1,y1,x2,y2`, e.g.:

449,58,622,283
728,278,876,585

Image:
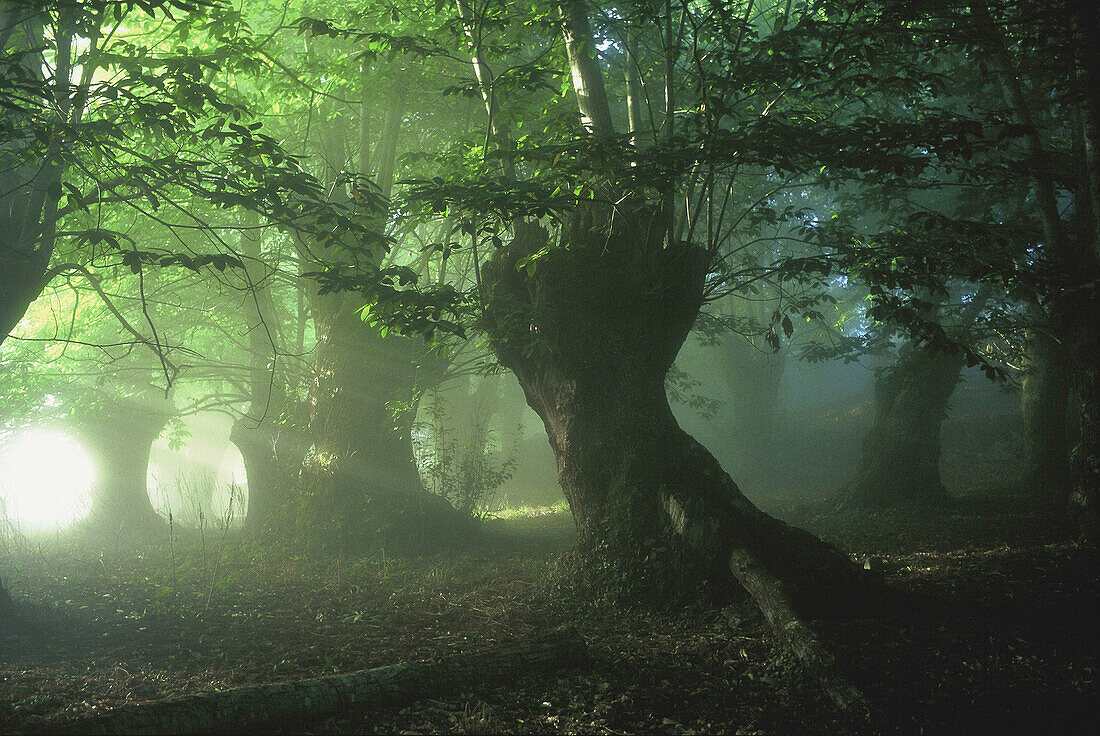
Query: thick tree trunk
0,243,50,343
482,207,866,611
230,418,305,533
300,297,467,553
74,396,172,533
842,344,964,508
1068,305,1100,543
1020,309,1072,501
0,7,62,345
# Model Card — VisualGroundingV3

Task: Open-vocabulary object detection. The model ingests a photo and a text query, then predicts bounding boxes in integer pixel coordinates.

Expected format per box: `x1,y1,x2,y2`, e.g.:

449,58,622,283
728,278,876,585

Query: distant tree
276,32,472,552
806,0,1099,537
72,386,176,533
839,286,994,507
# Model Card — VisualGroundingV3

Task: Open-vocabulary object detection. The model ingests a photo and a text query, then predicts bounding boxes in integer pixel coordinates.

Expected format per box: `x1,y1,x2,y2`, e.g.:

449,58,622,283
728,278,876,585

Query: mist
1,1,1096,734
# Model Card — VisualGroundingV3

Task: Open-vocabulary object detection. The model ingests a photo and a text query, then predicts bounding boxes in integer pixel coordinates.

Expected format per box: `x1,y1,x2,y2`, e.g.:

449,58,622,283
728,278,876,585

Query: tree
808,0,1100,537
73,387,175,533
229,209,311,532
426,0,877,617
1019,305,1073,500
841,286,994,507
969,0,1100,539
272,22,474,552
0,0,413,616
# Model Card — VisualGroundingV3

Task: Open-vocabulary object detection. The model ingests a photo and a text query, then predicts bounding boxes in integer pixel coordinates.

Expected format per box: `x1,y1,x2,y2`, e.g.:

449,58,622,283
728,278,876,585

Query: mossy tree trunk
469,1,868,621
841,285,993,508
231,416,305,533
482,210,865,609
291,67,471,553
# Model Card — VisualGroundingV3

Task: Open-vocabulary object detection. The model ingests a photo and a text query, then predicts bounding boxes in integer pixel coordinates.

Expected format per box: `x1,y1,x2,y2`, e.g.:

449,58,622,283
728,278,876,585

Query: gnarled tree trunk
482,208,865,611
841,285,993,509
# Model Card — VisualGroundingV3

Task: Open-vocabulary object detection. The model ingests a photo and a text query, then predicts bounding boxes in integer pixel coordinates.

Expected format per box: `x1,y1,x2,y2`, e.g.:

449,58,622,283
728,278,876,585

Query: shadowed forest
0,0,1097,733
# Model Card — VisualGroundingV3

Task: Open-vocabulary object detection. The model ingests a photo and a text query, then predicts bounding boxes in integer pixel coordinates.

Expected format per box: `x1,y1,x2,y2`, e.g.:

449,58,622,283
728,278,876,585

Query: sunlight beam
0,428,94,532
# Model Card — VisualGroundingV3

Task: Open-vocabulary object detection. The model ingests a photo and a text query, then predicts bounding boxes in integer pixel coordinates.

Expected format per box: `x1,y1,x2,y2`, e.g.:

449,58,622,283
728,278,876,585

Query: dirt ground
1,487,1096,735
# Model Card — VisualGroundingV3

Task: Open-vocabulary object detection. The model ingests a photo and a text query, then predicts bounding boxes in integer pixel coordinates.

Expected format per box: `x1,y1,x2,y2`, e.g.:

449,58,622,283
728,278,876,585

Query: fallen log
46,627,588,735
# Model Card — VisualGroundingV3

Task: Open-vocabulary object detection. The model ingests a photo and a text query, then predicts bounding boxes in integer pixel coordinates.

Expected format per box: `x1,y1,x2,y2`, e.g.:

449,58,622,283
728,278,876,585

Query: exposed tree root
43,628,588,735
662,490,871,720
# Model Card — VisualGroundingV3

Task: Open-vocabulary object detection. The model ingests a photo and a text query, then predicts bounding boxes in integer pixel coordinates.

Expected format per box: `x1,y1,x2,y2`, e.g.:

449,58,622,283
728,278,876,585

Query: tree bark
299,297,465,553
1020,307,1072,501
841,343,964,508
74,395,173,533
482,206,866,610
48,628,588,735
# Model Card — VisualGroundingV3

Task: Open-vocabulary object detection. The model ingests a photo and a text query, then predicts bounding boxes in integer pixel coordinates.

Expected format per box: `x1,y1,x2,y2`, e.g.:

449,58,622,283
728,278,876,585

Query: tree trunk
482,207,865,610
230,418,304,533
1067,301,1100,543
559,0,615,139
0,6,63,345
233,210,303,532
299,297,466,553
976,0,1100,541
1020,308,1072,501
1066,2,1100,542
74,396,172,533
841,344,964,508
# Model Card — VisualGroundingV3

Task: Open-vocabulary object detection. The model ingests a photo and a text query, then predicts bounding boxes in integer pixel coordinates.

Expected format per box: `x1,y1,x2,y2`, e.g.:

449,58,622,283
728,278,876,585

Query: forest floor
0,486,1096,735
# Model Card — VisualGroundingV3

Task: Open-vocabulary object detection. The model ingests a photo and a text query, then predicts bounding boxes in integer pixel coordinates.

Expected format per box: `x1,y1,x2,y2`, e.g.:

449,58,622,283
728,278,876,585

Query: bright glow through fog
0,428,94,531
